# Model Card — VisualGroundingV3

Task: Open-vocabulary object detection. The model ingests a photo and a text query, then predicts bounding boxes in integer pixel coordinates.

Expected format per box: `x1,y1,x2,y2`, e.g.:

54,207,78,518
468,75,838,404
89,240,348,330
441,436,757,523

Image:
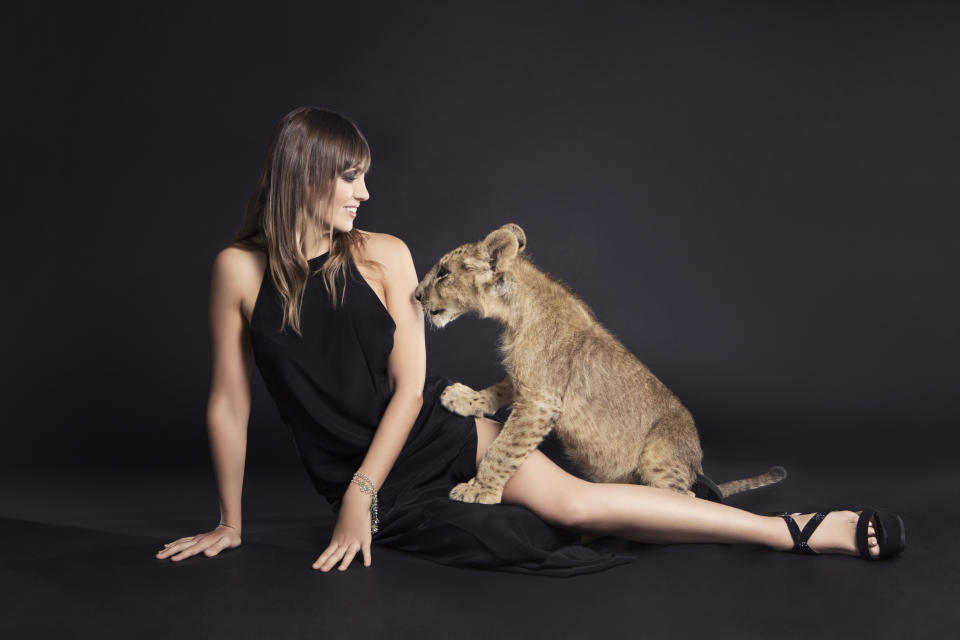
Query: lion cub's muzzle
414,284,457,328
413,286,441,315
422,301,454,328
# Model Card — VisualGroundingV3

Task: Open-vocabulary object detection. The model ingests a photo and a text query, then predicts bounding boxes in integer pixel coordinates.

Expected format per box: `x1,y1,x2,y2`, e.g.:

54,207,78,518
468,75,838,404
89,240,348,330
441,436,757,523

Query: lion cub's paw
441,382,487,417
449,478,503,504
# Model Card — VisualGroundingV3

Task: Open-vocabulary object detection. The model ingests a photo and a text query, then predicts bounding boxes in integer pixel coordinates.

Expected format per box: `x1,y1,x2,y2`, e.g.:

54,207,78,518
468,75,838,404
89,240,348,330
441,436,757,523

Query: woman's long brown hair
231,107,375,336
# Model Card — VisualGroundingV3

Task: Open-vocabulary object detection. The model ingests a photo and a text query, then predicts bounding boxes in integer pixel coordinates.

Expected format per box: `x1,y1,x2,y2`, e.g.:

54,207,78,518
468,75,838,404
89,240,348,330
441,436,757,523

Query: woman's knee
533,483,595,530
500,451,595,529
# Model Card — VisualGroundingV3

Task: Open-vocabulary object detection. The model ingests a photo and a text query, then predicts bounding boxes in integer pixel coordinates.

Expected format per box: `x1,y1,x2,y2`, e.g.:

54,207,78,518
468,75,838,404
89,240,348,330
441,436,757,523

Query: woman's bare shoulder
212,246,268,325
213,245,267,279
357,230,412,267
355,231,418,301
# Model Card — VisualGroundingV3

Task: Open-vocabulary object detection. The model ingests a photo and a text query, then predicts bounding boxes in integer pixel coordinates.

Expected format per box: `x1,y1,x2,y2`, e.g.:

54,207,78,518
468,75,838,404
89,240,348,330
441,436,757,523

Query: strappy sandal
693,473,723,503
767,507,906,559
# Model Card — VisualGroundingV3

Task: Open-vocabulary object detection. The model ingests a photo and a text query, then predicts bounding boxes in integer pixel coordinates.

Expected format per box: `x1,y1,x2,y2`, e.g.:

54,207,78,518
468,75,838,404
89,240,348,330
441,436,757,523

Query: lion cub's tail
716,465,788,498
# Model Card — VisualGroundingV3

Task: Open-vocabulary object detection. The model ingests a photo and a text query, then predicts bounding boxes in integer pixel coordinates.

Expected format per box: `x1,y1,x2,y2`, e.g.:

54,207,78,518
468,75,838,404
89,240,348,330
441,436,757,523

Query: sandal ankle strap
779,512,828,554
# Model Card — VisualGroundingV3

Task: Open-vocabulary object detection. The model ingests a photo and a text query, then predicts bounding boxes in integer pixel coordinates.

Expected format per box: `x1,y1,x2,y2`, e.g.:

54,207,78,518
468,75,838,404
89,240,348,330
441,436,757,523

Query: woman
156,107,904,575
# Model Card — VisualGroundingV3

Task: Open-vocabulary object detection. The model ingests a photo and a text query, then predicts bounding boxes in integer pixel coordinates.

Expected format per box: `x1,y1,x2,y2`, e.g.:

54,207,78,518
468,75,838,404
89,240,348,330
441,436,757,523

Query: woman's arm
313,233,425,572
156,248,253,561
204,248,257,529
355,234,426,489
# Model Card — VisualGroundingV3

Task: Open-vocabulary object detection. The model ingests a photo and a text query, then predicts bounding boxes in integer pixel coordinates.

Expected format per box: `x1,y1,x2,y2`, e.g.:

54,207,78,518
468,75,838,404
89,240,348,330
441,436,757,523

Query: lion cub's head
415,223,527,328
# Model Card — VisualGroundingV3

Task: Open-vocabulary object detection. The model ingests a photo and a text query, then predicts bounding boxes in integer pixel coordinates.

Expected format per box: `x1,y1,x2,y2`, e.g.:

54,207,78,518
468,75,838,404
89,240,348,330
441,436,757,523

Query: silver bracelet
351,471,379,535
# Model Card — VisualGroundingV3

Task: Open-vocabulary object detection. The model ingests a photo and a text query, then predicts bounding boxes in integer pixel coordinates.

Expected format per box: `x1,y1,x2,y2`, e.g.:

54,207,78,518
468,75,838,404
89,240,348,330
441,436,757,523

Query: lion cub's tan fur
415,223,782,504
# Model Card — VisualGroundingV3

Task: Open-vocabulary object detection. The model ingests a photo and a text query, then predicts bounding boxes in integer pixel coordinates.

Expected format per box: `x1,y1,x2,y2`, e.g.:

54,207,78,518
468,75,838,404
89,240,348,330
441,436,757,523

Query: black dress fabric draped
248,251,636,576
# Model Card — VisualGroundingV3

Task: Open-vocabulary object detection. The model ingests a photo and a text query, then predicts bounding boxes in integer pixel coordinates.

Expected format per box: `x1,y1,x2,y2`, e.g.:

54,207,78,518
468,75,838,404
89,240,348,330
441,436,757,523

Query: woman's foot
771,510,880,557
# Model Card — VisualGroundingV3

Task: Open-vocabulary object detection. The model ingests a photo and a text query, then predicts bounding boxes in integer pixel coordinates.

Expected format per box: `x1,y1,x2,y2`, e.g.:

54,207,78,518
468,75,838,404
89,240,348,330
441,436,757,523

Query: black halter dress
248,252,635,576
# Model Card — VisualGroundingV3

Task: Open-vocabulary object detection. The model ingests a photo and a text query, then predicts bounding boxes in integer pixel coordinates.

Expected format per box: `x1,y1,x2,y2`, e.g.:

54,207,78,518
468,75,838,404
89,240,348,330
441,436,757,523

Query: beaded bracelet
351,471,379,535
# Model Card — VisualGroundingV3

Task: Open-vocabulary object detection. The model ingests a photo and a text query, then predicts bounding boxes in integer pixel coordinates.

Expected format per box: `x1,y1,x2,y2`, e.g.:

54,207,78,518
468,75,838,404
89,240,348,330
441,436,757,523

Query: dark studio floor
1,444,957,640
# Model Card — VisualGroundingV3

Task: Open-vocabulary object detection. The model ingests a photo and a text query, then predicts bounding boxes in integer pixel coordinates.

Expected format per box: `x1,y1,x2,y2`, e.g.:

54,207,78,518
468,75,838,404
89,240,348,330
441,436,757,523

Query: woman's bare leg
475,418,879,557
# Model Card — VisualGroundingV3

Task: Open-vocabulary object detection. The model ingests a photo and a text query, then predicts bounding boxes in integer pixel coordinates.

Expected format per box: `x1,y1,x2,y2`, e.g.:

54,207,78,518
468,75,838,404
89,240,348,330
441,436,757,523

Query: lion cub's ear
482,223,527,271
500,223,526,253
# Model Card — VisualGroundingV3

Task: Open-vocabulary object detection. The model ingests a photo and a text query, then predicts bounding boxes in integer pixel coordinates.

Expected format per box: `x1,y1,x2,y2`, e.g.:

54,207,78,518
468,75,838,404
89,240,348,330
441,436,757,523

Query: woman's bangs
337,132,371,174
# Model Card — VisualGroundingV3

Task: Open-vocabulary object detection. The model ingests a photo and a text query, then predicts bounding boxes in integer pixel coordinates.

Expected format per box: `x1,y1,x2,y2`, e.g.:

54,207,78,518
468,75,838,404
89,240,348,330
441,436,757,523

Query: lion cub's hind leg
635,415,702,495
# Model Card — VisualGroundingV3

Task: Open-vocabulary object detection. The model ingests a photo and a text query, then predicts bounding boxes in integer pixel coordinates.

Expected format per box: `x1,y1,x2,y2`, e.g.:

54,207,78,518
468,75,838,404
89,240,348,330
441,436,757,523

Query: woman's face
323,166,370,233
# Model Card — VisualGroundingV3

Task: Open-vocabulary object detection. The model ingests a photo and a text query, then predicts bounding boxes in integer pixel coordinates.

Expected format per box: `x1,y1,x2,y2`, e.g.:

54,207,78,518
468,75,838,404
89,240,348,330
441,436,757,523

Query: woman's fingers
203,536,230,557
156,539,196,559
161,535,195,549
156,528,241,561
169,541,205,561
171,536,220,561
313,542,343,571
313,543,338,568
313,541,367,572
361,543,372,568
337,543,361,571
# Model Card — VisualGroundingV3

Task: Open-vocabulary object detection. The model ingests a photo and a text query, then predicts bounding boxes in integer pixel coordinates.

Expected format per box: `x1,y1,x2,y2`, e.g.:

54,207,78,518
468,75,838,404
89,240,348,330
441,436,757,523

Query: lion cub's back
561,329,683,454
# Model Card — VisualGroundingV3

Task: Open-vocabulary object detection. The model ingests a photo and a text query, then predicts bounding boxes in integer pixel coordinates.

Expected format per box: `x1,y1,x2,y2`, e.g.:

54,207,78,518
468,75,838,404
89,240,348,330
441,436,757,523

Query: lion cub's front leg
441,375,514,418
449,394,559,504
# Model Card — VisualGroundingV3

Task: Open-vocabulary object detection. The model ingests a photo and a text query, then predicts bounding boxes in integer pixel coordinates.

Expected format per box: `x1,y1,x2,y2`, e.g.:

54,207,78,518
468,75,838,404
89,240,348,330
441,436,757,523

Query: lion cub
415,223,784,504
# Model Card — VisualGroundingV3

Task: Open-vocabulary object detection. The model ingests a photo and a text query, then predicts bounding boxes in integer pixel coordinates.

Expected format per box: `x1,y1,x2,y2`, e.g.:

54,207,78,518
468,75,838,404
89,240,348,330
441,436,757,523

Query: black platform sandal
692,473,723,503
768,507,906,560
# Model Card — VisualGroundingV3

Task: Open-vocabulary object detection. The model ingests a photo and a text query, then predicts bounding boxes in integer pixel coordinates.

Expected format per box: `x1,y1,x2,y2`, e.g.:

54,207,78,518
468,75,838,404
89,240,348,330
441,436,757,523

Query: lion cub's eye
436,265,450,279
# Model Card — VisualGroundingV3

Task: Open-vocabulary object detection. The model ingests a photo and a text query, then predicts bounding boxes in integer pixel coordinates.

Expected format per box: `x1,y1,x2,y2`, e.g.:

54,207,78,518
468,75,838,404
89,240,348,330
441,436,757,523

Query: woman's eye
342,173,356,182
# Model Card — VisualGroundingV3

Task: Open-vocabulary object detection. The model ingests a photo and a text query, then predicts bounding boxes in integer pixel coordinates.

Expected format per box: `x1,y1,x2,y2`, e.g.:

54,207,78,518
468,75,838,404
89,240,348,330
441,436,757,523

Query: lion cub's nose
414,289,423,302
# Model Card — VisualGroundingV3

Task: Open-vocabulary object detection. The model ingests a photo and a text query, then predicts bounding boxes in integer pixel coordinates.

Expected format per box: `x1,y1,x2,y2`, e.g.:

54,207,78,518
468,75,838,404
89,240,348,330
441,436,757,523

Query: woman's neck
302,225,331,258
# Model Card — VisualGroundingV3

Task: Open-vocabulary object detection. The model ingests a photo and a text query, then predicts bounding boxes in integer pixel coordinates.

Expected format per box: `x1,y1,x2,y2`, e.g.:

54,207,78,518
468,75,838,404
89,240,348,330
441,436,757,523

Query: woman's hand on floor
155,524,242,561
313,483,373,572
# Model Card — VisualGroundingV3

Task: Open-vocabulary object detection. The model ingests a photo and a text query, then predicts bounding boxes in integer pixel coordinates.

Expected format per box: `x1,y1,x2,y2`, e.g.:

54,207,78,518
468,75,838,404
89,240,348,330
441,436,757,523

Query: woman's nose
356,180,370,201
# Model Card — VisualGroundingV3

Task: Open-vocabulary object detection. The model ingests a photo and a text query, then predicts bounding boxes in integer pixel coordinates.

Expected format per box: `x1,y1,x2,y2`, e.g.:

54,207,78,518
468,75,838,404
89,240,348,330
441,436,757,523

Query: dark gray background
5,0,957,474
